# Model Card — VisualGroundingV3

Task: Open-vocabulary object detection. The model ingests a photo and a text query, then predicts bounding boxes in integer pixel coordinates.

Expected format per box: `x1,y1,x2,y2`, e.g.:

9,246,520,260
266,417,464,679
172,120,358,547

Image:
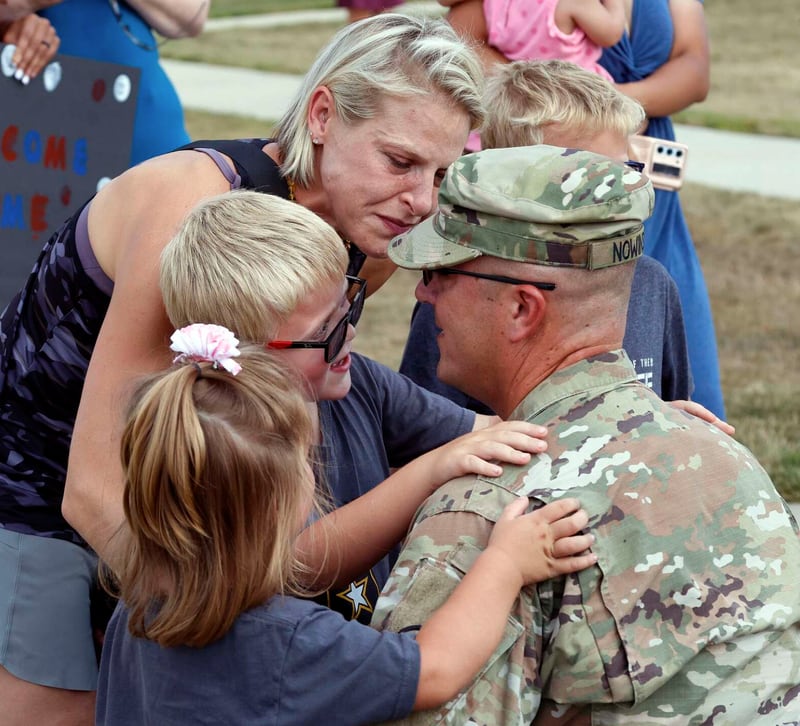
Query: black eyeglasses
624,159,646,173
422,268,556,291
108,0,163,51
267,276,367,363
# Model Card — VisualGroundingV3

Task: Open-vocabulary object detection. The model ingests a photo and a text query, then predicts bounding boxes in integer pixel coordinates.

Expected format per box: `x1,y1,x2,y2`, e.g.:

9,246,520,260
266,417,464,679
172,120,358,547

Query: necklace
286,176,353,253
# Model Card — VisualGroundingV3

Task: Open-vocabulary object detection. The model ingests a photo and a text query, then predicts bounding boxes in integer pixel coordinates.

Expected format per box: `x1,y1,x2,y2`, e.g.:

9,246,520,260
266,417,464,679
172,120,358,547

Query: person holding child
599,0,725,420
441,0,624,78
94,323,595,724
0,14,484,723
436,0,725,420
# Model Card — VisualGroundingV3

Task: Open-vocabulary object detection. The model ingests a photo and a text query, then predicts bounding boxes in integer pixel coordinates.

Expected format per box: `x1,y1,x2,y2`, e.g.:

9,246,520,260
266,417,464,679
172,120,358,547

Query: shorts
0,527,99,690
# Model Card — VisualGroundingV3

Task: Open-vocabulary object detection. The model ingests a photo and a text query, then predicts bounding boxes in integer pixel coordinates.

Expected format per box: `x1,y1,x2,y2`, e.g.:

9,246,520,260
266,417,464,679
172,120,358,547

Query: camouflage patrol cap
389,144,654,270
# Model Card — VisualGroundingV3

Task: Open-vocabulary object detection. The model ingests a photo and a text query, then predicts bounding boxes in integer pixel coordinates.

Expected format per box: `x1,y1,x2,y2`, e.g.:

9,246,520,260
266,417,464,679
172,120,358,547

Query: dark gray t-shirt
399,256,692,412
314,353,475,623
97,595,420,725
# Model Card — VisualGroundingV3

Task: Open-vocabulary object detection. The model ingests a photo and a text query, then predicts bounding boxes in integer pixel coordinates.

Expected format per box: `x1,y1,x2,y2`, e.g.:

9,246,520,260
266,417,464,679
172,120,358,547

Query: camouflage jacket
372,351,800,725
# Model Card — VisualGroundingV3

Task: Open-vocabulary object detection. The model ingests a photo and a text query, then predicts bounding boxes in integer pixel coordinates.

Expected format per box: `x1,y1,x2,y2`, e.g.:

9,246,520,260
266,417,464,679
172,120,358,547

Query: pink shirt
484,0,613,80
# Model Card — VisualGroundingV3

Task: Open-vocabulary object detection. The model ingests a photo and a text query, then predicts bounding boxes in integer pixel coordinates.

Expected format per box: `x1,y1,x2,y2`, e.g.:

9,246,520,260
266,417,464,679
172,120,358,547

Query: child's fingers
533,498,582,524
460,454,503,478
549,508,590,539
453,434,548,476
471,437,544,464
550,551,598,576
479,433,547,456
485,420,548,437
552,533,595,558
498,496,530,522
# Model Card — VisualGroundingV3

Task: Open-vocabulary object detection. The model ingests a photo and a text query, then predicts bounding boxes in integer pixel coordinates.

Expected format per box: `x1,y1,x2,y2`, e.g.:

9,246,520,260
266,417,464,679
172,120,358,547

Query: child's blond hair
481,59,645,149
160,190,348,341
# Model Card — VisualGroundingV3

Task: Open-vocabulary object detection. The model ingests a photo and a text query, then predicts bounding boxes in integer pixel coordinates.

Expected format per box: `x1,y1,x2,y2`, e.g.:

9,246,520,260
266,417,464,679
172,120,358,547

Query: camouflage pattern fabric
373,351,800,725
388,145,654,271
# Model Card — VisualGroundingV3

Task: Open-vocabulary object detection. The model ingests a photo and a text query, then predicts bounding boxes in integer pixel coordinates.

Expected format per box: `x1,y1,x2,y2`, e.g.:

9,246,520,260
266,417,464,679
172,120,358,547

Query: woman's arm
296,420,549,587
123,0,209,39
615,0,709,118
61,154,231,569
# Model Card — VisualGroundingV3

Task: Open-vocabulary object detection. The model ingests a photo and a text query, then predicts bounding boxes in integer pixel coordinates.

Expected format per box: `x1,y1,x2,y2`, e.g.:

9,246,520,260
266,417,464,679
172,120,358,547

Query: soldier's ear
506,285,546,343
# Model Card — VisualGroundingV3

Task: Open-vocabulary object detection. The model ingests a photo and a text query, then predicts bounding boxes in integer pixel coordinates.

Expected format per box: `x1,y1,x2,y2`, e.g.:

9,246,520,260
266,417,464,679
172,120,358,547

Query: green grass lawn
210,0,335,17
192,0,800,138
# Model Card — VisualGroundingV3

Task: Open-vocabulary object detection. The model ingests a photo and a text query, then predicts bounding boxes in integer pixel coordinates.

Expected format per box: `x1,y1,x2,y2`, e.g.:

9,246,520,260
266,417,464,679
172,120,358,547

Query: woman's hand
1,13,58,83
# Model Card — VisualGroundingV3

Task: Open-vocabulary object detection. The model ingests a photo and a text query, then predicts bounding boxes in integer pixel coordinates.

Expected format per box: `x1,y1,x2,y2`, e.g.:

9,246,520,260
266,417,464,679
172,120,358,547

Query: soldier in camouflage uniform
373,144,800,725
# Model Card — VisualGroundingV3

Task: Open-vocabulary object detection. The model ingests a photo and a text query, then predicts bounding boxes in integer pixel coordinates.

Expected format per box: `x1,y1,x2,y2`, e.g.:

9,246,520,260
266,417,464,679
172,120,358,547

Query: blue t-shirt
598,0,724,419
314,353,475,622
40,0,190,165
399,256,692,412
97,595,420,725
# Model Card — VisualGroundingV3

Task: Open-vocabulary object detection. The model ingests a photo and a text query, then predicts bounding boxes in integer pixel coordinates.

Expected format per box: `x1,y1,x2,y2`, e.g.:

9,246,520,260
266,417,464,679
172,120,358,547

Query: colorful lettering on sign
1,124,88,174
1,193,50,232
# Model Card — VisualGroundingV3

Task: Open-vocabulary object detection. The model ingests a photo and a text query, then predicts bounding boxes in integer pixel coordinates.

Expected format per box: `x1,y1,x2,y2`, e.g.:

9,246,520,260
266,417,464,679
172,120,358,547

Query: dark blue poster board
0,43,140,307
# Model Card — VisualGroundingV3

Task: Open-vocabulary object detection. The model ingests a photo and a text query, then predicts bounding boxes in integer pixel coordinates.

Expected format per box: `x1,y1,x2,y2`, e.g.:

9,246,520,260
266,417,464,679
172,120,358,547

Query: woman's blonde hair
275,12,485,187
115,346,315,647
160,190,348,341
481,60,645,150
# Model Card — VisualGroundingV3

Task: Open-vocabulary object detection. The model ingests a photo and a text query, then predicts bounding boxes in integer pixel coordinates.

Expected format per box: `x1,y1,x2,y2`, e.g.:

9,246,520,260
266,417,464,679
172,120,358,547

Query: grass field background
176,1,799,499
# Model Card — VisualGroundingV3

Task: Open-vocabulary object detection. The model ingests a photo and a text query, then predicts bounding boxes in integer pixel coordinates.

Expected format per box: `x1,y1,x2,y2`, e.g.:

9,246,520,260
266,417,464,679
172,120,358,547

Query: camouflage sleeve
372,510,546,726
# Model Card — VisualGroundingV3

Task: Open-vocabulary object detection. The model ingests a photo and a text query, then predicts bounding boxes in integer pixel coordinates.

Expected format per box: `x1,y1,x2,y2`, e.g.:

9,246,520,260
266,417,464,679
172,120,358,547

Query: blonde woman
0,15,484,721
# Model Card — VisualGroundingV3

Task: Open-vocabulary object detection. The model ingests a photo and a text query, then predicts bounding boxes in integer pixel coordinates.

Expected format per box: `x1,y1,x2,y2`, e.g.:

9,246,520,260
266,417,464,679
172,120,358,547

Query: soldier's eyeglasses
422,268,556,291
267,276,366,363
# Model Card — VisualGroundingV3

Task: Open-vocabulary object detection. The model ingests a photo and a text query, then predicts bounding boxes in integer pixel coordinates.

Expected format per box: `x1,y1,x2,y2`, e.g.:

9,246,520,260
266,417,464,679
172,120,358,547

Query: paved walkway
162,5,800,201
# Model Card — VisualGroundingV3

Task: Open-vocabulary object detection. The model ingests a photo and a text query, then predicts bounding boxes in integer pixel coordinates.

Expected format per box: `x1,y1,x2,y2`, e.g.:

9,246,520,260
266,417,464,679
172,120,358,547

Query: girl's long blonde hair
114,346,315,648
